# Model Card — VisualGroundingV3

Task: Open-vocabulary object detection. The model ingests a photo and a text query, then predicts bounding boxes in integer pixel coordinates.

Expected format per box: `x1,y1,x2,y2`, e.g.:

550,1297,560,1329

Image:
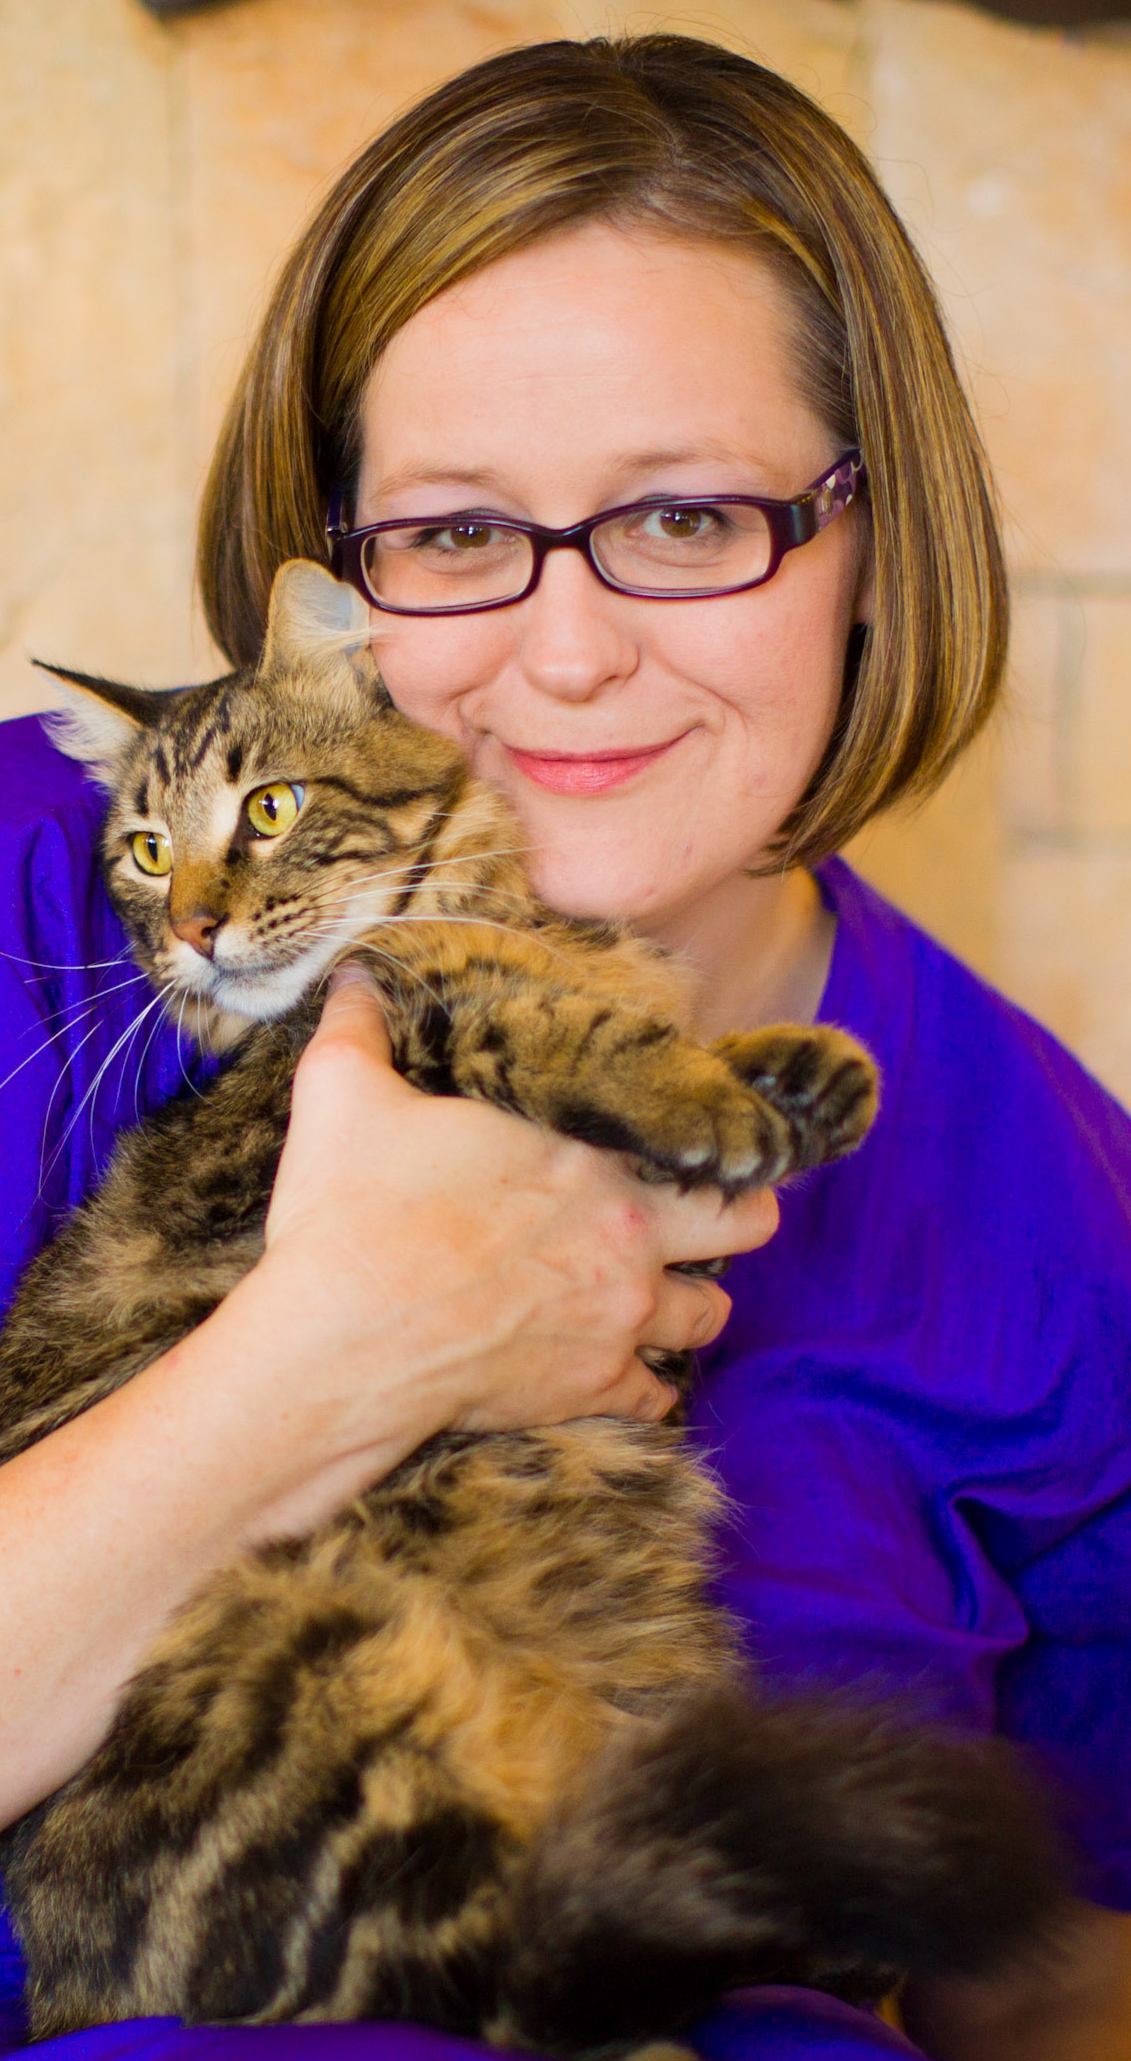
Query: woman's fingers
647,1273,732,1352
647,1178,780,1267
606,1363,682,1424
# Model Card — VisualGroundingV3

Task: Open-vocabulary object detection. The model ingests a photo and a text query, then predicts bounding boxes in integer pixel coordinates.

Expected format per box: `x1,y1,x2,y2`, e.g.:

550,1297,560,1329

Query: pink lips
504,740,678,795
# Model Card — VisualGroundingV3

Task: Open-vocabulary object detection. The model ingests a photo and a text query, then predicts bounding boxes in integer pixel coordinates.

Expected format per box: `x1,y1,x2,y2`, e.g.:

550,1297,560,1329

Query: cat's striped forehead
125,673,289,821
120,670,366,836
109,662,465,855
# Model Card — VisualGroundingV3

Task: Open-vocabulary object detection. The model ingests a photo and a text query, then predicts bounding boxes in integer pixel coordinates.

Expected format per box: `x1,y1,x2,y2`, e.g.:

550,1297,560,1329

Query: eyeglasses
326,450,863,616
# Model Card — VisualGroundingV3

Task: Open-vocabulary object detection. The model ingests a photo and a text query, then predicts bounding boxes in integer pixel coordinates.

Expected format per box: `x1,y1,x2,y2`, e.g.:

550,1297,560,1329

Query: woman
0,34,1128,2061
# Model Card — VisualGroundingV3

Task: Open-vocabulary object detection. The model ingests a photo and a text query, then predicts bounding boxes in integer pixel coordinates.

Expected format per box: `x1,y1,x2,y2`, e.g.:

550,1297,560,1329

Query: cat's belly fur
7,1418,735,2035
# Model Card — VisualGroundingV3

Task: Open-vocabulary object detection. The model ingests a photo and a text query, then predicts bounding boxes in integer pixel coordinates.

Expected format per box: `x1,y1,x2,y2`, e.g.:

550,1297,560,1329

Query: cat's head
39,560,474,1045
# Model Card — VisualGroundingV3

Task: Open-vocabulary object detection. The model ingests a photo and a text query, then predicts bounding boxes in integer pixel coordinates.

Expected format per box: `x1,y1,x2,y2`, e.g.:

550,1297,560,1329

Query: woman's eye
409,521,511,555
442,522,494,551
640,506,725,542
130,830,172,877
246,782,305,837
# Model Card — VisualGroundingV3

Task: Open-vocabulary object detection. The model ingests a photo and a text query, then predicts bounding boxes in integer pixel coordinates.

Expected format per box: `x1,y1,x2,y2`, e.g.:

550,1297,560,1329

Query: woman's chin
523,846,683,928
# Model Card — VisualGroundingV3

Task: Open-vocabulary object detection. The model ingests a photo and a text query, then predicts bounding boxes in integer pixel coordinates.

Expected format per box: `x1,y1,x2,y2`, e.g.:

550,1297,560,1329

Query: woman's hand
246,964,779,1534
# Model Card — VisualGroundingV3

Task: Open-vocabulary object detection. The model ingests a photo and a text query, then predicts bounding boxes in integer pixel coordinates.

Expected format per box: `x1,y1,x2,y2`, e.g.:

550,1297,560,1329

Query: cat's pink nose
171,912,225,960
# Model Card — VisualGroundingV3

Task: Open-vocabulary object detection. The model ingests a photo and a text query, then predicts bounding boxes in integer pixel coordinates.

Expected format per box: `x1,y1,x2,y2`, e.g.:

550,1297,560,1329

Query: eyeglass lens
359,503,776,611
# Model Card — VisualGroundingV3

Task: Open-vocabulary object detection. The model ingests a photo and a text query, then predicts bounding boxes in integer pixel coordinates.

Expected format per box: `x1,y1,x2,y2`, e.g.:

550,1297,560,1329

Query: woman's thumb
310,960,395,1067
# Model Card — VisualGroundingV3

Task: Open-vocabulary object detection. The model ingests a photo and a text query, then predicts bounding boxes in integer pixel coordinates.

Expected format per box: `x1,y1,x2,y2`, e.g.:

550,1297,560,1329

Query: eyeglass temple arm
325,489,350,576
781,452,863,549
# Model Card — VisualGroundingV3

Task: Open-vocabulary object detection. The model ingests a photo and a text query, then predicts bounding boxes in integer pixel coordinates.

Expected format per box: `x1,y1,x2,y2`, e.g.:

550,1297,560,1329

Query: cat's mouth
164,933,347,1025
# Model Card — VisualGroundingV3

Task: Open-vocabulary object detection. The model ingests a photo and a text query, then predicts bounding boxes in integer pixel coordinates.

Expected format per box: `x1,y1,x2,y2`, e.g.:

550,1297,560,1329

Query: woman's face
354,223,870,935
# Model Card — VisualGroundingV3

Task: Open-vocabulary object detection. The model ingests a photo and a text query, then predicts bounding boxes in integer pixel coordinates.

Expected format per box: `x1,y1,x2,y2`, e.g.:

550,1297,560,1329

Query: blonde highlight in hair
198,34,1007,864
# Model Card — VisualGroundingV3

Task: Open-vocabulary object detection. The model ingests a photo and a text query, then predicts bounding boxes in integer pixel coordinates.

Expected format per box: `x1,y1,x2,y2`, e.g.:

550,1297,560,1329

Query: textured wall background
2,0,1129,1099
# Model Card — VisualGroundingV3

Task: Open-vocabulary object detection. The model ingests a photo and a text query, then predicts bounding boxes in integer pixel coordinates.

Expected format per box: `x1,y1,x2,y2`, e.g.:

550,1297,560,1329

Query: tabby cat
0,562,1060,2049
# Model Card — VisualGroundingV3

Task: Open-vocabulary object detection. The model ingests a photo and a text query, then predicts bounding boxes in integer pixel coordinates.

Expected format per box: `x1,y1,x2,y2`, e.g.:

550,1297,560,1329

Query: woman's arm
0,968,776,1825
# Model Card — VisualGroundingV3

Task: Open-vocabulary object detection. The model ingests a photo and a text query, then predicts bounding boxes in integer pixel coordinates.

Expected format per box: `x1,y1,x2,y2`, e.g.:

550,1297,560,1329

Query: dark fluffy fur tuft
503,1689,1066,2052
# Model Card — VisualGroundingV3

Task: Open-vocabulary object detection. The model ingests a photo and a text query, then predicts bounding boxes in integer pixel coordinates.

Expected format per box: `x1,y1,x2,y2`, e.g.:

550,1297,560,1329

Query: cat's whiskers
299,911,571,1019
25,977,165,1164
304,844,536,913
38,984,177,1198
318,935,453,1015
309,910,536,951
339,804,537,863
2,951,149,1073
133,980,183,1128
304,884,534,933
0,944,138,977
18,969,151,1043
36,1007,134,1191
303,878,545,948
304,908,588,981
173,990,205,1100
86,983,181,1167
0,994,141,1103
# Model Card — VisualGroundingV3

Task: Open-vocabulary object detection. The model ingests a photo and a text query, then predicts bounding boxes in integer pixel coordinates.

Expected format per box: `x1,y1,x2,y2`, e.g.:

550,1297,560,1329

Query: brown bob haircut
199,33,1007,866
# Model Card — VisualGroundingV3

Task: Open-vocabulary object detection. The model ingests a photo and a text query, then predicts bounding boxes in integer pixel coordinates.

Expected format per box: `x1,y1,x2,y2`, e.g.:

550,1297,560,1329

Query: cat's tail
498,1687,1068,2056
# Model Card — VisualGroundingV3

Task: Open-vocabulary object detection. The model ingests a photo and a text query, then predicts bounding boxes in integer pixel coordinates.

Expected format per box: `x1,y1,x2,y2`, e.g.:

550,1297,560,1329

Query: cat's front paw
712,1025,878,1172
545,1046,800,1194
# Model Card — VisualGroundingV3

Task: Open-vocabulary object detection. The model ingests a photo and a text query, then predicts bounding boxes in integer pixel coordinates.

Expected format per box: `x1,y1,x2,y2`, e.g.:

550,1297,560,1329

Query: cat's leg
366,924,877,1194
456,992,808,1192
710,1024,878,1171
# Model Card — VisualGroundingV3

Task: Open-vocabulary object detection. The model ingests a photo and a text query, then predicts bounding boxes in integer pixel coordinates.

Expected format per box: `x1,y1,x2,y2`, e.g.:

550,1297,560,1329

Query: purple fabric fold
0,1994,922,2061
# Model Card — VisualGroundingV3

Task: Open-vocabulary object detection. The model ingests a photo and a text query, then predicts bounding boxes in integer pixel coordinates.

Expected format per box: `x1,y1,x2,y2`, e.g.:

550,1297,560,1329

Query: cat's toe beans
815,1057,880,1144
711,1105,792,1190
638,1096,784,1191
715,1029,878,1160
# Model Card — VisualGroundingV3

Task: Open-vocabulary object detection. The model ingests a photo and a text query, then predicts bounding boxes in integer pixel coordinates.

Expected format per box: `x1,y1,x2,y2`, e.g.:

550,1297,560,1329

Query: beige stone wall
3,0,1129,1100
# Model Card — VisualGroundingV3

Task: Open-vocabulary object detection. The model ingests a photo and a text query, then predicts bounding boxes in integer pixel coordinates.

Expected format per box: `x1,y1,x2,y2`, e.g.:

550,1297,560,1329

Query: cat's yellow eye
130,830,172,877
246,782,304,838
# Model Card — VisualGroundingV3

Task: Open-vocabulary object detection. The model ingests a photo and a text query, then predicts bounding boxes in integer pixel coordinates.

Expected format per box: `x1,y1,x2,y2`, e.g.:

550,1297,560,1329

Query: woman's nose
514,545,639,703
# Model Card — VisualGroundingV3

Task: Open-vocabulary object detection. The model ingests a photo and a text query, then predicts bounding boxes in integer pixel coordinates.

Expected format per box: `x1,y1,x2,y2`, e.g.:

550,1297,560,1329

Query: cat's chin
165,991,264,1055
161,938,344,1048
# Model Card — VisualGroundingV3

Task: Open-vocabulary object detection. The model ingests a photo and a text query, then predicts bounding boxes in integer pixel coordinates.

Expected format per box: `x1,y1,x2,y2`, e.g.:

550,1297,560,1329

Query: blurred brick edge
134,0,1131,23
136,0,242,18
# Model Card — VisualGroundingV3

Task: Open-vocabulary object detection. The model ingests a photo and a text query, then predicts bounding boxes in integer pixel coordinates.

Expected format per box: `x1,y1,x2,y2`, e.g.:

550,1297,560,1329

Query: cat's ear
259,560,373,686
32,660,184,783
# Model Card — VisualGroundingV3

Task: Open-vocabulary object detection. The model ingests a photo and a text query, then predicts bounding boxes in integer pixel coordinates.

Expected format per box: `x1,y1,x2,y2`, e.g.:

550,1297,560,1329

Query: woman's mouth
503,739,681,795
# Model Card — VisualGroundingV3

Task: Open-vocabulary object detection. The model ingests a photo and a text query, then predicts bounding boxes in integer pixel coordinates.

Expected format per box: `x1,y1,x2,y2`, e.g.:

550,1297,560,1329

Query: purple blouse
2,712,1130,2061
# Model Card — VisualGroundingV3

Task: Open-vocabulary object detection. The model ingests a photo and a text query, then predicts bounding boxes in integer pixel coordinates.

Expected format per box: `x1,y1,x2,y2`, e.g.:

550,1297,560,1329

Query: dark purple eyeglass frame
325,449,864,615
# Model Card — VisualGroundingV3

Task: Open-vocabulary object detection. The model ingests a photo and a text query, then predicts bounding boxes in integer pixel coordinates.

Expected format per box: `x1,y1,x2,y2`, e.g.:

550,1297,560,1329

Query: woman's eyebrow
371,447,763,501
371,464,505,498
606,444,777,480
